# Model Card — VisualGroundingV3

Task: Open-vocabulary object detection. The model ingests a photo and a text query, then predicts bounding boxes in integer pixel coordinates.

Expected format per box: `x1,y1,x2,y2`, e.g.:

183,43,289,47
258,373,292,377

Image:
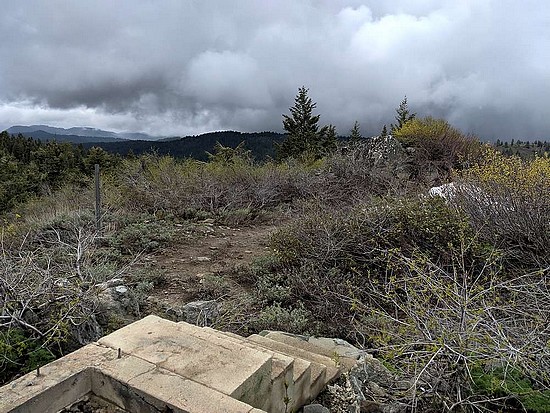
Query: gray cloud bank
1,0,549,140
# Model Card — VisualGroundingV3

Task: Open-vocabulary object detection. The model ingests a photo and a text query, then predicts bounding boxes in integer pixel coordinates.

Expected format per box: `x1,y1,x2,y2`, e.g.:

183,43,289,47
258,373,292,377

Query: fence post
95,164,102,234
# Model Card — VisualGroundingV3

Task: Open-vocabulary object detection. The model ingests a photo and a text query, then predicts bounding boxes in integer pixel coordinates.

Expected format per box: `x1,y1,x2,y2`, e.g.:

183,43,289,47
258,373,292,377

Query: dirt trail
141,219,279,308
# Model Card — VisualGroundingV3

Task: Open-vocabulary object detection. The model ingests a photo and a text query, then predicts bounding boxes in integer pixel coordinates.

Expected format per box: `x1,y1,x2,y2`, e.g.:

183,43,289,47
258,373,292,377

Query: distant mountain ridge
3,125,285,160
80,131,285,160
6,125,160,142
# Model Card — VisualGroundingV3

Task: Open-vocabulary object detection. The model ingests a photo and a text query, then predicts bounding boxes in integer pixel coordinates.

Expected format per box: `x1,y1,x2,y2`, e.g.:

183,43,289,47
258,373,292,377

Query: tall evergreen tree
390,96,416,134
381,124,388,138
278,87,322,159
350,121,362,143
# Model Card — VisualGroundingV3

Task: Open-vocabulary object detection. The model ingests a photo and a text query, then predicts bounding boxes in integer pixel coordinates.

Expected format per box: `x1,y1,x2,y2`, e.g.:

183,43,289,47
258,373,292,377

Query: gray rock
163,305,183,320
303,403,330,413
182,300,219,326
348,356,408,413
70,315,103,345
350,355,394,390
363,135,406,167
308,337,363,360
97,290,121,313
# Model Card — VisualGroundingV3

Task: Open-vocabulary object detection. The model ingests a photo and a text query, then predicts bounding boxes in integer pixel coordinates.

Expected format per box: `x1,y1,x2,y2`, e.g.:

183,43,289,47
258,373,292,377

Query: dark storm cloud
0,0,549,139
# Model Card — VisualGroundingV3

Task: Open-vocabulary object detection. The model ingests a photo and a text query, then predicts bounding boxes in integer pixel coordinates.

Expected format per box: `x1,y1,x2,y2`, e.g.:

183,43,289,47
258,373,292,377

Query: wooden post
95,164,101,234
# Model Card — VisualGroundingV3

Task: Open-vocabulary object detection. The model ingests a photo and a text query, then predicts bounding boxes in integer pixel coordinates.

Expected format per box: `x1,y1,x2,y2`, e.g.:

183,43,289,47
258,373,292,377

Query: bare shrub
264,197,473,337
109,153,320,222
318,139,414,204
0,211,122,384
108,136,430,224
358,247,550,412
259,196,550,411
455,149,550,268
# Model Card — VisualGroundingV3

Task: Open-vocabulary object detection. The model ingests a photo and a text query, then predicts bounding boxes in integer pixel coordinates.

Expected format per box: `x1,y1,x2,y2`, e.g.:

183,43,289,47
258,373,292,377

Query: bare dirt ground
139,218,279,310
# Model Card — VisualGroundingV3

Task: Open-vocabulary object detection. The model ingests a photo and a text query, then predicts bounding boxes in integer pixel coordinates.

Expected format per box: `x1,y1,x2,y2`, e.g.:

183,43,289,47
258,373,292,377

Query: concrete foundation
0,315,358,413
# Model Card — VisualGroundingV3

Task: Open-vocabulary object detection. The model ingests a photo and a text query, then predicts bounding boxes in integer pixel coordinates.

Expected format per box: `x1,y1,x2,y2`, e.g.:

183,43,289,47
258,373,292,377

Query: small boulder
182,300,219,326
303,403,330,413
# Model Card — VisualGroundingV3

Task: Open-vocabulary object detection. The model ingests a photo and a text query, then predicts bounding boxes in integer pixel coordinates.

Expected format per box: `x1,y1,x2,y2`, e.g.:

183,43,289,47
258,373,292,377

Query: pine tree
350,121,362,143
381,125,388,138
320,124,338,153
390,96,416,134
278,86,322,159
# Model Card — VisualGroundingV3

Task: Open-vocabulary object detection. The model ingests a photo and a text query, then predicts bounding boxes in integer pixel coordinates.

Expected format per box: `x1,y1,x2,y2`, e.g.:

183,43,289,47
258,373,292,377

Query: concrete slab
95,353,156,383
6,370,92,413
131,368,258,413
99,315,272,408
200,326,295,381
92,367,260,413
201,326,247,342
91,353,158,410
1,316,350,413
248,335,340,383
201,326,300,413
0,344,116,413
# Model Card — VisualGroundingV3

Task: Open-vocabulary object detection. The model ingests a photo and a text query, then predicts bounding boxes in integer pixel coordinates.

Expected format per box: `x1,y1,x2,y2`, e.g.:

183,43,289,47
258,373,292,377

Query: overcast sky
1,1,549,140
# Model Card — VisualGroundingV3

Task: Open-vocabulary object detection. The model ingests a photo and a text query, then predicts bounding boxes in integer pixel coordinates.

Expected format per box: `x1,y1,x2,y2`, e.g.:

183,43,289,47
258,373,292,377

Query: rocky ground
143,218,277,307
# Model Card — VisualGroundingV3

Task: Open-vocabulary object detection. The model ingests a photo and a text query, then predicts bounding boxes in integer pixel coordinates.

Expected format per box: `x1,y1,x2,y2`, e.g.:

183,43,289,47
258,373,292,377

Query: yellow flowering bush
456,145,550,267
461,145,550,200
394,116,482,180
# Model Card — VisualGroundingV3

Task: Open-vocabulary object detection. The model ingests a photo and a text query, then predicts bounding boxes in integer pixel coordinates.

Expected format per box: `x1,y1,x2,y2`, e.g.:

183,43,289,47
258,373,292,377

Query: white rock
114,285,128,294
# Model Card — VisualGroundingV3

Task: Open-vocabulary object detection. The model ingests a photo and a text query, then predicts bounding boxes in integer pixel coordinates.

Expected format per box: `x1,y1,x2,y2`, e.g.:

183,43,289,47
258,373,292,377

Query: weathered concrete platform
0,315,359,413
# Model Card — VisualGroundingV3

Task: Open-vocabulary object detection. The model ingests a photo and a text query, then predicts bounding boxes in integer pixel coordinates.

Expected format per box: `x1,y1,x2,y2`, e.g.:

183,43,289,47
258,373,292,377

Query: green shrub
253,194,550,410
0,329,55,385
108,215,173,254
394,116,482,180
254,302,313,334
271,196,474,269
256,196,482,338
472,367,550,413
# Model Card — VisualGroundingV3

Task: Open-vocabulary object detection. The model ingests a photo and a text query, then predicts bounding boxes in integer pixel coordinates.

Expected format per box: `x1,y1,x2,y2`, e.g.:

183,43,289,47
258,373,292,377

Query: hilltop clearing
2,108,550,411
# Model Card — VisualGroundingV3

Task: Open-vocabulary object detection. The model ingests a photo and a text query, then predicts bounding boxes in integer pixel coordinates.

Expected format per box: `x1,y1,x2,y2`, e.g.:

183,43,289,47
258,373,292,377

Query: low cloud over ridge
0,0,548,140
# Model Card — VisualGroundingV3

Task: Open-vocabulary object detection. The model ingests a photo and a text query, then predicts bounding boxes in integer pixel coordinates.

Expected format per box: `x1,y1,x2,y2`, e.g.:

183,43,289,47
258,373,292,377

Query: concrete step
201,326,306,413
247,335,339,401
94,357,266,413
262,331,359,370
99,315,272,409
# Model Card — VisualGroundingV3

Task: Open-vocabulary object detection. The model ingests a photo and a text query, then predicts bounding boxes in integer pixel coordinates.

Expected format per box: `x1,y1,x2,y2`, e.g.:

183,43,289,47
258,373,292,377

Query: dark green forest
0,131,119,213
81,131,285,160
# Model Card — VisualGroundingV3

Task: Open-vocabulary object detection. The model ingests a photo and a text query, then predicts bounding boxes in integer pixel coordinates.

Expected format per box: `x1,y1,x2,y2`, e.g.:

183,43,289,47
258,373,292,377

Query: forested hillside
493,138,550,158
0,131,118,212
79,130,285,160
